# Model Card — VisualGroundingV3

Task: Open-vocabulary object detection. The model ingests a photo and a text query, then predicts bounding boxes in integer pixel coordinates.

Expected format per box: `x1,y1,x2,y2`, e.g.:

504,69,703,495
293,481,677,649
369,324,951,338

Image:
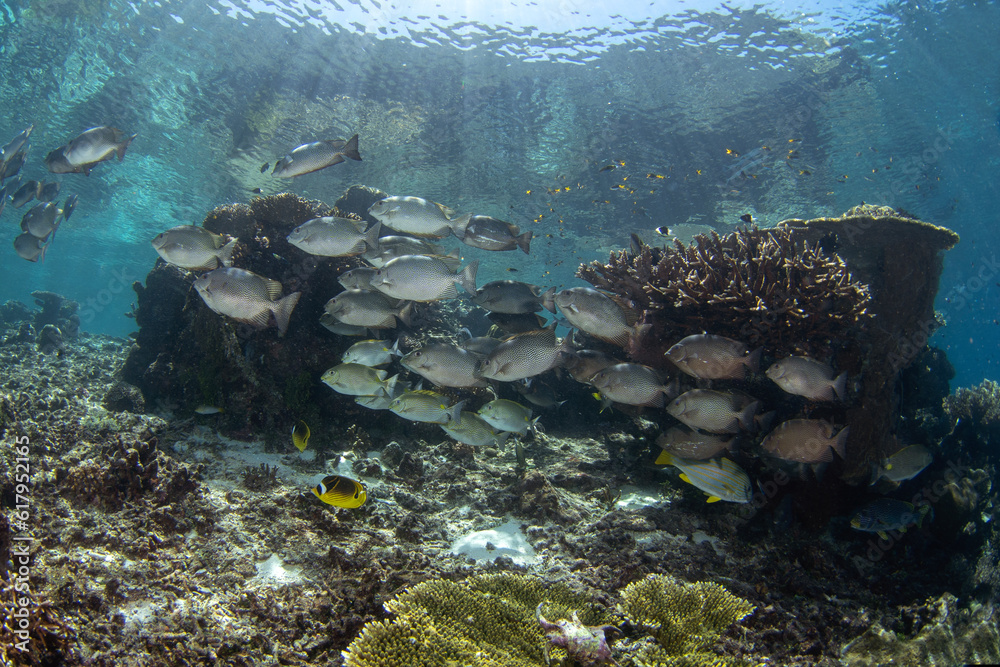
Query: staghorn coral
618,574,756,663
343,573,611,667
578,225,870,366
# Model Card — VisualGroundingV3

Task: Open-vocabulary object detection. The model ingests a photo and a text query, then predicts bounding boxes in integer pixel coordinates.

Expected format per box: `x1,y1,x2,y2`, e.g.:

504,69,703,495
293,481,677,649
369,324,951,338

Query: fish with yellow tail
291,420,310,452
655,451,752,503
311,475,367,508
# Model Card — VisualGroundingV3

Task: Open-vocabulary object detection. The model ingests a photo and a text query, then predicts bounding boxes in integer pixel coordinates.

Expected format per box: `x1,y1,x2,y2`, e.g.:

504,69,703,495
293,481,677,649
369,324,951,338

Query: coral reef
943,379,1000,462
840,593,999,666
0,577,76,666
343,573,610,667
618,574,757,666
30,290,80,337
578,225,871,365
579,206,959,481
102,380,146,413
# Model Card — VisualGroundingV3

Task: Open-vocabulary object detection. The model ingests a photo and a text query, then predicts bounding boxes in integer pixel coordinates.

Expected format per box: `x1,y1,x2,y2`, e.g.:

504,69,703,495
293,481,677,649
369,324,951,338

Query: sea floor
1,333,997,666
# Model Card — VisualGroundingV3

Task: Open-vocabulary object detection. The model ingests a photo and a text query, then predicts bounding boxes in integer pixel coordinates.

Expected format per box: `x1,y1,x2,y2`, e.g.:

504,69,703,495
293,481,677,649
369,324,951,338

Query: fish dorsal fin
264,278,284,300
608,293,639,325
409,389,443,399
679,473,692,484
435,202,457,219
654,450,674,466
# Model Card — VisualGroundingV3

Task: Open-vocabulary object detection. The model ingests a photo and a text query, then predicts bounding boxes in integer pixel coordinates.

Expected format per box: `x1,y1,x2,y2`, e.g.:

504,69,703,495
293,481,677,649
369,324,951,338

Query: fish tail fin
540,286,556,313
745,346,763,373
364,221,382,252
342,134,362,161
738,400,760,431
450,212,472,239
272,291,302,336
396,301,414,327
390,338,402,357
496,431,512,447
833,371,848,401
833,425,849,459
755,409,776,433
218,238,238,267
448,400,465,423
118,133,138,161
869,463,883,485
458,260,478,295
654,449,674,467
516,230,532,254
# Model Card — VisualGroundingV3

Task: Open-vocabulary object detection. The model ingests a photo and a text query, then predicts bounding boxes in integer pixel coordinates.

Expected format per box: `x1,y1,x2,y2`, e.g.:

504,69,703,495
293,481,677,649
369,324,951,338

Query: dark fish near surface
766,356,846,401
476,326,571,382
851,498,930,539
761,418,848,463
0,125,33,163
470,280,556,314
452,215,532,254
666,334,760,380
193,267,301,336
11,180,38,208
0,149,27,180
21,202,62,240
46,126,136,175
272,134,361,178
312,475,367,508
61,194,79,221
259,162,269,173
13,232,48,262
36,181,60,202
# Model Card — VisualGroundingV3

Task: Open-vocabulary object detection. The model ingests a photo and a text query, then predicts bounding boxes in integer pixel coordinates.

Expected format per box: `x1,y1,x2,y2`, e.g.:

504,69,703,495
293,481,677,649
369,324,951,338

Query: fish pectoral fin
706,496,722,503
877,531,889,540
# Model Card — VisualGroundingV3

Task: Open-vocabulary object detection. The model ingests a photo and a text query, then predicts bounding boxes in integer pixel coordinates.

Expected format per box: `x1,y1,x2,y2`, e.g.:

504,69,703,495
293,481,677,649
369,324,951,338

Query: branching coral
578,226,870,365
343,573,610,667
618,574,756,665
0,577,75,666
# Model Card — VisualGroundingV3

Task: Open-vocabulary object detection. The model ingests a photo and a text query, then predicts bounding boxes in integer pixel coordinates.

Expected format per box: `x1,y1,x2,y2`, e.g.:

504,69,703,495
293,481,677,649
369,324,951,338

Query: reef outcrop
118,189,388,432
578,205,959,481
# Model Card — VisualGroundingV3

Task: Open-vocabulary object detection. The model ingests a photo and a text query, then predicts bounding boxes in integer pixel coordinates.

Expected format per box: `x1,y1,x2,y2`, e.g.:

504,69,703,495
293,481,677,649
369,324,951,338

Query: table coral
618,574,757,666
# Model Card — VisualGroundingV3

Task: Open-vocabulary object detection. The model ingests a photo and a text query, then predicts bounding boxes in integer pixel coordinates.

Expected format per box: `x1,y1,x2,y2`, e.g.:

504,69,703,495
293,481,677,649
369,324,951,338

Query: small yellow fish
195,405,223,415
292,420,310,452
311,475,366,508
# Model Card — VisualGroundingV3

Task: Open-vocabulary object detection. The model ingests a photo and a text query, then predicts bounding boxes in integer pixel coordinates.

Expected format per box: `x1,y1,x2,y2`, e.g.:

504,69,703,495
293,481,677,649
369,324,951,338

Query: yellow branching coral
342,573,609,667
618,574,756,663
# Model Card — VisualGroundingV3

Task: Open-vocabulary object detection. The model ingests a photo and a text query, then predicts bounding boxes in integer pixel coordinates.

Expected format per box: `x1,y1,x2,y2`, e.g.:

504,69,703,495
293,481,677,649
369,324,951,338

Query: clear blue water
0,0,997,388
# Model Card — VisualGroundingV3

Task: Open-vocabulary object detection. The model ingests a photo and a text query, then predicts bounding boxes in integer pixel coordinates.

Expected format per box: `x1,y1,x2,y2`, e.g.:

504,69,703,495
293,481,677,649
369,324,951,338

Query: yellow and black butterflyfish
311,475,367,508
292,420,310,452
